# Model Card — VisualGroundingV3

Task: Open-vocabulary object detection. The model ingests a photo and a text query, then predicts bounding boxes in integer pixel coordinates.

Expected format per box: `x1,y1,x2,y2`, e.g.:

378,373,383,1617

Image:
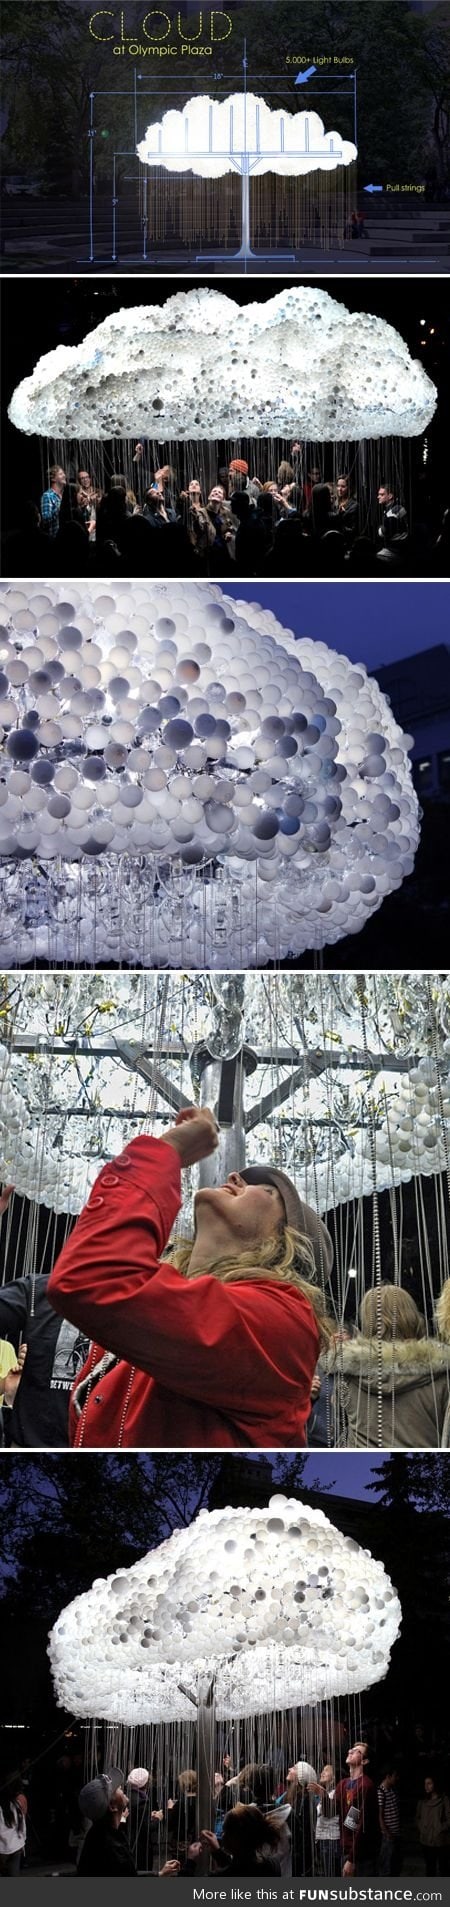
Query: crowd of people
2,1744,449,1877
1,1126,450,1451
4,445,448,578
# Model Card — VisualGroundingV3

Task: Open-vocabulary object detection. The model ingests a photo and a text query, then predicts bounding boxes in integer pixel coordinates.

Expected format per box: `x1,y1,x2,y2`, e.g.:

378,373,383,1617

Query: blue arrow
364,183,383,194
295,65,317,84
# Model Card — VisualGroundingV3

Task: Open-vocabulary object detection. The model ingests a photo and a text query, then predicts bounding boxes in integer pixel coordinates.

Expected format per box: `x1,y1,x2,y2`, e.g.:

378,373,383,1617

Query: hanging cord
356,976,384,1447
108,976,173,1449
426,975,450,1215
78,977,171,1449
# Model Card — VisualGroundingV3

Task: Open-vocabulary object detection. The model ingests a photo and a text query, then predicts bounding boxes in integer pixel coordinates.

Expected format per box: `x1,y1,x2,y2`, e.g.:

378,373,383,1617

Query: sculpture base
196,245,296,263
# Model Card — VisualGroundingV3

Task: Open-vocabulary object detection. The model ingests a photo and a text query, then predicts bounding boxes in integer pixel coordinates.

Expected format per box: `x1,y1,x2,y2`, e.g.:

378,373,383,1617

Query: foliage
0,1454,222,1621
367,1451,450,1515
0,1451,324,1628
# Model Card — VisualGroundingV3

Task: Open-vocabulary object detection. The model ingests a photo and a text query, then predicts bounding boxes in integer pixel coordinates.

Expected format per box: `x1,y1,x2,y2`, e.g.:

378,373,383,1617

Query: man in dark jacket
0,1189,89,1447
377,484,409,548
334,1744,379,1875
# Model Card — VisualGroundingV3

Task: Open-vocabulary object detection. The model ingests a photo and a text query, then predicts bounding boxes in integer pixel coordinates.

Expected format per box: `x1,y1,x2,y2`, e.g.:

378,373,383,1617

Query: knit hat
240,1166,334,1286
127,1768,149,1790
229,458,248,474
79,1768,124,1823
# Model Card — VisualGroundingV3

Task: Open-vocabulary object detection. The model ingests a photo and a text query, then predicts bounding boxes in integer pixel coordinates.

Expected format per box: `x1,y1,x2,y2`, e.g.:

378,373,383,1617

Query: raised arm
48,1120,319,1423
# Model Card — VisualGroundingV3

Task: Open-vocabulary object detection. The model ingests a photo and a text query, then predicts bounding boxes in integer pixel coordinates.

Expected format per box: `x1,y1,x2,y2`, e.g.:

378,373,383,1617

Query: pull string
117,974,172,1450
356,974,384,1447
426,975,450,1210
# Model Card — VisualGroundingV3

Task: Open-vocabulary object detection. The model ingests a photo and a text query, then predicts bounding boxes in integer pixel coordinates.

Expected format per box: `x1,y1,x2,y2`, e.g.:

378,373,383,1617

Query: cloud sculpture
49,1495,401,1723
304,1057,450,1215
8,286,437,443
0,581,420,969
137,94,357,178
2,1041,449,1219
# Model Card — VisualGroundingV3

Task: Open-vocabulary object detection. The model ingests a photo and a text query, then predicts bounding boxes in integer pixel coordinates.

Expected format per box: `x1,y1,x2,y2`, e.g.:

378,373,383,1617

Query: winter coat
48,1137,320,1450
77,1820,137,1875
321,1336,450,1448
416,1795,450,1848
202,1851,282,1877
0,1804,26,1857
290,1792,315,1876
435,1278,450,1447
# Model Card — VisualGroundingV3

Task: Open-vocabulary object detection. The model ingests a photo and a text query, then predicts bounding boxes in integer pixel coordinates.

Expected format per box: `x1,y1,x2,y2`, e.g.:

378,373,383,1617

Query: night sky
1,1451,384,1509
302,1453,382,1499
253,1451,384,1501
225,579,450,670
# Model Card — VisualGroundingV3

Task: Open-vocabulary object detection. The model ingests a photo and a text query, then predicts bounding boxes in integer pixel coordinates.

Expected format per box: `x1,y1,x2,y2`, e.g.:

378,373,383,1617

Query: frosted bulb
0,581,419,969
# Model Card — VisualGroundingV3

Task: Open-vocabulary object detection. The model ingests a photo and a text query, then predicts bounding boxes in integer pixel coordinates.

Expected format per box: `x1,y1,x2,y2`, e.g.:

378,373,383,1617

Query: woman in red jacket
48,1106,333,1450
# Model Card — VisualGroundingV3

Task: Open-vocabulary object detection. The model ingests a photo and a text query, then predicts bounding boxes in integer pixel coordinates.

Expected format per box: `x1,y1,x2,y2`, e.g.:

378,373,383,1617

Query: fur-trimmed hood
321,1334,450,1391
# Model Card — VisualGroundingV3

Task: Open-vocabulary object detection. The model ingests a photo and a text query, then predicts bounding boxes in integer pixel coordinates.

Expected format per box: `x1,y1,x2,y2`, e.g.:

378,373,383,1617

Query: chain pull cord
356,975,384,1448
77,1346,100,1450
88,973,166,1448
426,975,450,1213
117,1365,136,1448
77,1354,136,1449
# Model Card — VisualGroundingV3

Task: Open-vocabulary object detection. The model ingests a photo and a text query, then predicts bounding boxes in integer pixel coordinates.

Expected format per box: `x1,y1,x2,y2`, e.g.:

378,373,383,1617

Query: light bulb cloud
1,976,448,1218
0,580,420,970
49,1495,401,1722
8,287,437,443
137,94,357,178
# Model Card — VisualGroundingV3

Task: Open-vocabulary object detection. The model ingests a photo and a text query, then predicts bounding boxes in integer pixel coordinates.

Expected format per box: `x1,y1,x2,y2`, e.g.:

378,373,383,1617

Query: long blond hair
359,1283,426,1342
177,1769,197,1794
167,1224,333,1349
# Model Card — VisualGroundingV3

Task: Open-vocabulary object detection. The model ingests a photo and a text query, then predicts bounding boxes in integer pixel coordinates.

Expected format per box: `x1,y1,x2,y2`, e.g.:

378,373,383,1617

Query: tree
0,1454,223,1622
367,1452,450,1514
1,1,132,194
0,1451,337,1631
274,1451,335,1493
238,0,432,183
419,6,450,189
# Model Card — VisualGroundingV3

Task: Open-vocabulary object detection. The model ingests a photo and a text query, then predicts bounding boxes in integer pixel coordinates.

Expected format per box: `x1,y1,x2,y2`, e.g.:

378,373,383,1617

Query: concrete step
370,241,450,256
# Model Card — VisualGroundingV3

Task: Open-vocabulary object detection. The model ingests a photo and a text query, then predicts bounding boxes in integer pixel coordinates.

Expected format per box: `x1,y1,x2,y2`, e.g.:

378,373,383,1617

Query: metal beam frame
4,1036,442,1159
113,1039,192,1114
5,1038,435,1074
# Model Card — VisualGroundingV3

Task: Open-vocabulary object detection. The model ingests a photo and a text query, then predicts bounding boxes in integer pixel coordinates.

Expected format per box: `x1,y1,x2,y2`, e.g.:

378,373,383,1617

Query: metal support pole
196,150,295,263
235,153,252,258
190,1043,257,1186
112,151,118,261
143,171,148,261
89,93,95,263
196,1681,215,1870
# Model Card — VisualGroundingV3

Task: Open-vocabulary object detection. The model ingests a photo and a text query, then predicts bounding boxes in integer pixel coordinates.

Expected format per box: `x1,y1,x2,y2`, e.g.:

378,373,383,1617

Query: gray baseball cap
79,1768,124,1823
240,1165,333,1285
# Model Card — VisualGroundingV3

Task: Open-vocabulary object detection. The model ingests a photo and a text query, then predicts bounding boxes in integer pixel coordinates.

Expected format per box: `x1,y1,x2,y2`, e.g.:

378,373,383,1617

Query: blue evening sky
301,1454,382,1500
224,581,450,673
